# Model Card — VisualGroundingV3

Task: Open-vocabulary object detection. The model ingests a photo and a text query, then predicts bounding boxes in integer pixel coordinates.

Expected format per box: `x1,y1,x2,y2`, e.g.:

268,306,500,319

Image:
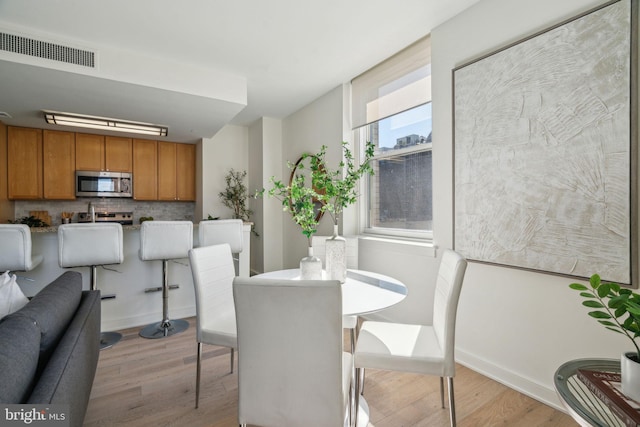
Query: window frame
355,122,434,242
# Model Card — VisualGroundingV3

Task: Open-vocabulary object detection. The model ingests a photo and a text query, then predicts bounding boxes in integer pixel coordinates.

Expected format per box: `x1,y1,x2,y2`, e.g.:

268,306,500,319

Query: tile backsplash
14,199,195,226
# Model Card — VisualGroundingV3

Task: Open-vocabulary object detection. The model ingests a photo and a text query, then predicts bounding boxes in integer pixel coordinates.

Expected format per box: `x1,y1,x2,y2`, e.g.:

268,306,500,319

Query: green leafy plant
8,216,49,227
307,141,375,225
256,161,319,247
219,169,253,222
569,274,640,360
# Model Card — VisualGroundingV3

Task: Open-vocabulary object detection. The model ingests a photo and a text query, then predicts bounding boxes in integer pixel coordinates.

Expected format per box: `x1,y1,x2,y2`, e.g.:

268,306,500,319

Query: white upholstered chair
312,234,359,352
188,243,237,409
58,223,124,349
138,220,193,339
233,277,352,427
353,249,467,427
0,224,43,273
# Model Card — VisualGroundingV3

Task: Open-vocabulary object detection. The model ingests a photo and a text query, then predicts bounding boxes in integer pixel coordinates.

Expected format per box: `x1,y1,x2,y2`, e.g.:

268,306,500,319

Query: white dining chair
188,243,237,409
353,249,467,427
233,277,352,427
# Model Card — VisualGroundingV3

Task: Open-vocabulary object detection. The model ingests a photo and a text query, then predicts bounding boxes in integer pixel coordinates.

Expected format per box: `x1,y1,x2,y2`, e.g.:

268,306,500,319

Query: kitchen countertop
29,224,143,233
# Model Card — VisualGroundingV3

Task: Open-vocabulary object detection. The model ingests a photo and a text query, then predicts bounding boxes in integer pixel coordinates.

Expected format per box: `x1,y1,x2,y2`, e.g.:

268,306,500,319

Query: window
351,35,432,239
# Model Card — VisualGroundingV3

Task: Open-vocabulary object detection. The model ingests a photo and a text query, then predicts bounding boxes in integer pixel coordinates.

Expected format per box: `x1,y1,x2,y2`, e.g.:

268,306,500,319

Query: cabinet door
7,126,43,199
105,136,132,172
43,130,76,200
157,141,177,200
176,143,195,201
132,139,157,200
75,133,105,171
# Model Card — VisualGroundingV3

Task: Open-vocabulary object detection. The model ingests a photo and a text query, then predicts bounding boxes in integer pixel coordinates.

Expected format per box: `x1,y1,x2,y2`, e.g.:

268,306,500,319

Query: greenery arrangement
256,141,375,245
308,141,375,225
569,274,640,360
219,169,253,222
257,164,320,246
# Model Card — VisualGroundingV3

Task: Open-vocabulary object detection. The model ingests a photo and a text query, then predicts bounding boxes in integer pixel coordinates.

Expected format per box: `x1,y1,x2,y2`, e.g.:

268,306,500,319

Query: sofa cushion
9,271,82,370
0,314,41,403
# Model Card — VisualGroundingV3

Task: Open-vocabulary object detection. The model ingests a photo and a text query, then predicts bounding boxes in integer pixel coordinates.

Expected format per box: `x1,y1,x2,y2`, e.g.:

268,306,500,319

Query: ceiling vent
0,31,95,68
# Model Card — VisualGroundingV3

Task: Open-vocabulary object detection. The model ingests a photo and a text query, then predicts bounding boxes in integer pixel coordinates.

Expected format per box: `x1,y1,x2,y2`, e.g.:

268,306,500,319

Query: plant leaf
588,311,611,319
583,300,604,308
569,283,588,291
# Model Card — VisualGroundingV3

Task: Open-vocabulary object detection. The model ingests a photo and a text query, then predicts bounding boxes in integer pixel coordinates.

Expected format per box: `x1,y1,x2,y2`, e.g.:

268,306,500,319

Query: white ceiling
0,0,480,143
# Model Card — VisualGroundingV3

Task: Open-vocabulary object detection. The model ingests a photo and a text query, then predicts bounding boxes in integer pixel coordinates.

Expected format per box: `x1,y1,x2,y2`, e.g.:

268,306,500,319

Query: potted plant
306,141,375,281
569,274,640,400
218,169,258,236
256,163,322,279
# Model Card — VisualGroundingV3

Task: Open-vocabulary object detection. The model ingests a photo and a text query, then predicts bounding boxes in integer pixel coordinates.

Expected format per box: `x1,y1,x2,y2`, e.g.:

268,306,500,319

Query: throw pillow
0,272,29,319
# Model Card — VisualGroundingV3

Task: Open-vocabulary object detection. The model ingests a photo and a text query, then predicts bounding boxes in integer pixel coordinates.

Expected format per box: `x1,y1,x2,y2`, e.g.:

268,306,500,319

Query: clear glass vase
300,246,322,280
326,224,347,283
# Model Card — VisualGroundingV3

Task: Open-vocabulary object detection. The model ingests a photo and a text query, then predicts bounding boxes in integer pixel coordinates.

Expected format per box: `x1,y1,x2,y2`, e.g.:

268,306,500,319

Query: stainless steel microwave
75,171,132,198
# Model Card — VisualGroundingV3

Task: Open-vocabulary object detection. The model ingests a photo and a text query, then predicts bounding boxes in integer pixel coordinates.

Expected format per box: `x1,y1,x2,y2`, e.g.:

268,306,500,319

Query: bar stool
139,220,193,339
0,224,44,273
58,223,124,350
198,219,243,251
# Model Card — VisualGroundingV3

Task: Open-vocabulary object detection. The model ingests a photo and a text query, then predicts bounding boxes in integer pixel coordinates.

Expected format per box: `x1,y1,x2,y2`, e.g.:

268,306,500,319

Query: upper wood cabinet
157,141,195,201
7,126,43,200
76,133,132,172
43,130,76,200
176,143,195,201
132,139,158,200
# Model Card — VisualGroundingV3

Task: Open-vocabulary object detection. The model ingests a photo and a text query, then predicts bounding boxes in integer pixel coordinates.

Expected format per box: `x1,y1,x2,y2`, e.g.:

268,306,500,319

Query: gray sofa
0,271,101,427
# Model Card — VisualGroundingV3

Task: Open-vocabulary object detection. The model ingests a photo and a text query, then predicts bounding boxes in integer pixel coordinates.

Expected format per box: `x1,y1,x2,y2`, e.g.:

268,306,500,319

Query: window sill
357,234,437,257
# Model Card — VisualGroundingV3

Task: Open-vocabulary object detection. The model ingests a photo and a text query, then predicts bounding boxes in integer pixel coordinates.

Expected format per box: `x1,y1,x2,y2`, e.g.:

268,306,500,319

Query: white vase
621,352,640,402
325,224,346,283
300,246,322,280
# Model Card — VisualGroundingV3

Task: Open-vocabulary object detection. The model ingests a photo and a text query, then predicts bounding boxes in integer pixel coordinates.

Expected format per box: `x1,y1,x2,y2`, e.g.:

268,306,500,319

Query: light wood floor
84,318,576,426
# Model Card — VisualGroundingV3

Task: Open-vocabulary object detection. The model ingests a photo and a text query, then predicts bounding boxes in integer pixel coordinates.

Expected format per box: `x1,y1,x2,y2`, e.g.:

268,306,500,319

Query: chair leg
230,348,234,373
350,327,355,353
440,376,445,408
354,367,361,427
447,376,456,427
195,342,202,409
359,368,365,395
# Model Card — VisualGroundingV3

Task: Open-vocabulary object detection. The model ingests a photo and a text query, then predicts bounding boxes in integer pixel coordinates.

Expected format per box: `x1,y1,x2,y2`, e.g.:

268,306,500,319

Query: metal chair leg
195,342,202,409
230,348,234,373
440,376,445,408
448,376,456,427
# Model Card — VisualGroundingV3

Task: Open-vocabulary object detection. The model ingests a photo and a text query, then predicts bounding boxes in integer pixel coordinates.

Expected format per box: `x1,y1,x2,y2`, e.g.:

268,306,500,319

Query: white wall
250,117,284,274
274,0,635,412
198,125,249,221
431,0,632,410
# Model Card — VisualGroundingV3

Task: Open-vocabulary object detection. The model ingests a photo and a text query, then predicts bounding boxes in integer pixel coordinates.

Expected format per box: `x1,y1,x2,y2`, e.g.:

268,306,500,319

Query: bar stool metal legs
139,259,189,339
89,265,123,350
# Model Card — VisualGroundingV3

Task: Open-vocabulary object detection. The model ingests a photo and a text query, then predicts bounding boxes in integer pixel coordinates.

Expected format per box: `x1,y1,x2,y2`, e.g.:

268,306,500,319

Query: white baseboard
102,305,196,331
456,347,567,414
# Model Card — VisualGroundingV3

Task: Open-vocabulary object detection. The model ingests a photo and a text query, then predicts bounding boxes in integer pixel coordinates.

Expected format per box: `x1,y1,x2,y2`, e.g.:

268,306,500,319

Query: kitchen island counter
16,222,251,331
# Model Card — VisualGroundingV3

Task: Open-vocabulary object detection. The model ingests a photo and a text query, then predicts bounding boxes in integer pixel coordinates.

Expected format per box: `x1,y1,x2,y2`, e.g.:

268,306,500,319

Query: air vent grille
0,32,95,68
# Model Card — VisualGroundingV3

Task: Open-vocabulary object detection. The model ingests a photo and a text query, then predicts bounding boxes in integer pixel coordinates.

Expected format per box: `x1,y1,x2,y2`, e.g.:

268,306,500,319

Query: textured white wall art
453,0,635,284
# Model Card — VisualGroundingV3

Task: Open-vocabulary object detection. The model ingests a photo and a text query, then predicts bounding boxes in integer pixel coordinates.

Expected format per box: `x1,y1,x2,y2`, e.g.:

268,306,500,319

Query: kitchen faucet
87,202,95,223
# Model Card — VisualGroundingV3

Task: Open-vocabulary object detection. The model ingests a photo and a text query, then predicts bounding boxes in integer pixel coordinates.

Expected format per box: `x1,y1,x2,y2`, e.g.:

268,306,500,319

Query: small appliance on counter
77,211,134,225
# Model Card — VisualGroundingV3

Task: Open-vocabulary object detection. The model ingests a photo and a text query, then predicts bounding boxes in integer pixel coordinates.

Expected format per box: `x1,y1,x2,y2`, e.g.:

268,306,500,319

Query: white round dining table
254,268,407,317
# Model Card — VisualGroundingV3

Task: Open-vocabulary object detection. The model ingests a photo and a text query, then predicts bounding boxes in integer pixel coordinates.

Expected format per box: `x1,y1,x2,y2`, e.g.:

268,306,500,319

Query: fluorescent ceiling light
43,111,168,137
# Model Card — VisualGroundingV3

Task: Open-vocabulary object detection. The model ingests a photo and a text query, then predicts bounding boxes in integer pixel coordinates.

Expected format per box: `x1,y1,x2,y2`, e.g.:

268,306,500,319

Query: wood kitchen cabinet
157,142,195,201
76,133,132,172
132,139,157,200
43,130,76,200
7,126,43,199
